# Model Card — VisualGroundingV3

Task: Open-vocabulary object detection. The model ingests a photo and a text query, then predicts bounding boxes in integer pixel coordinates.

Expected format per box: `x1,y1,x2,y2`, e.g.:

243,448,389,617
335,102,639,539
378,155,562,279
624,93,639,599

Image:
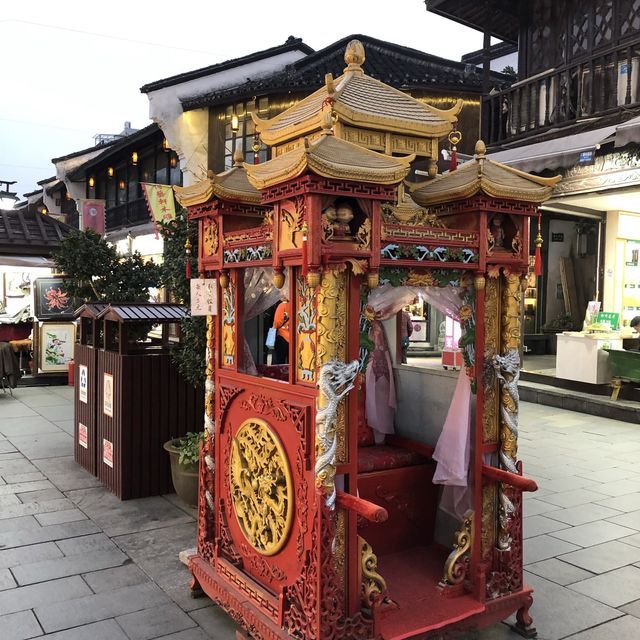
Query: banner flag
141,183,176,238
79,199,106,235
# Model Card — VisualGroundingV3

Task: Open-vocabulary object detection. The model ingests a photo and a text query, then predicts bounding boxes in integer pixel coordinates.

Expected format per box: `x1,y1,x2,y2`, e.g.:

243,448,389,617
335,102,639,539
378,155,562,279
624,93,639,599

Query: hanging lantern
88,176,95,188
534,213,543,277
448,129,462,172
185,237,192,280
231,113,239,133
131,151,138,165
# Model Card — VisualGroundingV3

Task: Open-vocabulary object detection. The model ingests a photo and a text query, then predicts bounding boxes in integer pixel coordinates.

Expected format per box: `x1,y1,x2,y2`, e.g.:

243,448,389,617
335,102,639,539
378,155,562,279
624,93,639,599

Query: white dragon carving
315,360,359,509
493,349,520,550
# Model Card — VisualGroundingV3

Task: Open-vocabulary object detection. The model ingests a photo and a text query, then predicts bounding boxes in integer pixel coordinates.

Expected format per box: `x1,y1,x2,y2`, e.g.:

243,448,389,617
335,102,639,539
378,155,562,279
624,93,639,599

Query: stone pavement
1,387,640,639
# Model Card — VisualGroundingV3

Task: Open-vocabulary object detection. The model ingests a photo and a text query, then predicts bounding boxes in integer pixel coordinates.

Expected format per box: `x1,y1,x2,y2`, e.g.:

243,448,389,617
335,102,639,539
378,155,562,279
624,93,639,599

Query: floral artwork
37,322,75,373
34,277,76,319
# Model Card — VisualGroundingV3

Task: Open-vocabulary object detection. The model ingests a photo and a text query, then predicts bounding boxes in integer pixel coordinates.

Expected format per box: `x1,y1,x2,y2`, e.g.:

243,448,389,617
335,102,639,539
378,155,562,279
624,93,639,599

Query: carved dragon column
196,314,216,567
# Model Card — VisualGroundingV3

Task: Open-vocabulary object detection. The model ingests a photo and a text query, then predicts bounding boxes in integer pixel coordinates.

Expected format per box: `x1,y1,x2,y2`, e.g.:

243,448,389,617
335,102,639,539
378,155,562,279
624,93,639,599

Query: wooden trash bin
74,303,108,476
95,303,203,499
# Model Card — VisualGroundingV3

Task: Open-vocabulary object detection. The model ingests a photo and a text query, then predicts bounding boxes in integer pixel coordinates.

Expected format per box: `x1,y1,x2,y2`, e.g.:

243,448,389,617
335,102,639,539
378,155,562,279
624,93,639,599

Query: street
0,387,639,639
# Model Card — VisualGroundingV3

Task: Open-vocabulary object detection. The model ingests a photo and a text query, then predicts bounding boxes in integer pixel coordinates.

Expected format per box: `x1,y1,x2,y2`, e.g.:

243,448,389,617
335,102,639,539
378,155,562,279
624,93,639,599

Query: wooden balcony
105,198,151,231
484,42,640,146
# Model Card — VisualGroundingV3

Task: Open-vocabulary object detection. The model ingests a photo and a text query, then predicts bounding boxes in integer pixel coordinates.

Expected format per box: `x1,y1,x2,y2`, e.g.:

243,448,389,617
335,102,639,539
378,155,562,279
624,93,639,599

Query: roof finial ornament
475,140,487,158
344,39,365,74
320,110,334,136
233,148,245,167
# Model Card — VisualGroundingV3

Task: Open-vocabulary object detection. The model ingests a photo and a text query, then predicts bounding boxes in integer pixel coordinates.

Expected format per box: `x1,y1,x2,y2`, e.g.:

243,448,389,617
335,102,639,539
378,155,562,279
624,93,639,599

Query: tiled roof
426,0,519,44
0,209,73,256
140,36,314,94
98,303,188,323
244,132,412,189
409,141,561,206
182,33,510,111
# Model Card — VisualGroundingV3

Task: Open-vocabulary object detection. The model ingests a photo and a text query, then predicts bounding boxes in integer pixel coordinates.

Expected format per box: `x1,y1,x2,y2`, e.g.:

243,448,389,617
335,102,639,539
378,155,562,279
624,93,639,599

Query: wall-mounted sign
551,233,565,242
103,438,113,468
79,365,88,404
103,373,113,417
190,278,218,316
78,423,88,449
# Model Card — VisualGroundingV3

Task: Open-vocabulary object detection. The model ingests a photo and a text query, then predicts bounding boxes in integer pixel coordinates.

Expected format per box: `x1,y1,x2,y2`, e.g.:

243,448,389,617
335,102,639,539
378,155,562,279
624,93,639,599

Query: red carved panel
216,373,316,600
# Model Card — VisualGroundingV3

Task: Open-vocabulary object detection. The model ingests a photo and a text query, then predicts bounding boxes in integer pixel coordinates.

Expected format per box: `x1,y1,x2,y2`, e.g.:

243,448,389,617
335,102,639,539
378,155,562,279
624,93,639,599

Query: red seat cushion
357,445,426,474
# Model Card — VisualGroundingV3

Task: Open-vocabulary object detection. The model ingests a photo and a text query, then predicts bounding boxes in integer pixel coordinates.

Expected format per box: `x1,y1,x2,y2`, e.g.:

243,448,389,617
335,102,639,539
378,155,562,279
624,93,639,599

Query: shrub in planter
164,431,204,506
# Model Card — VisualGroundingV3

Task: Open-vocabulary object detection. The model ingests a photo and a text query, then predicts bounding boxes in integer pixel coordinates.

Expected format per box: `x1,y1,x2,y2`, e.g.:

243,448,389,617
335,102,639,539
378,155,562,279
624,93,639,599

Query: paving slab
523,534,581,565
33,405,73,422
565,615,640,639
544,503,624,526
0,519,100,548
31,455,102,491
67,487,193,536
8,433,73,460
0,575,91,615
569,565,640,606
1,472,46,484
34,582,172,632
81,564,149,593
558,540,640,574
539,489,610,509
0,542,62,569
34,508,87,526
116,602,197,640
518,572,622,640
152,629,212,640
0,401,39,419
36,619,128,640
189,606,240,638
17,487,66,503
0,609,43,640
524,558,595,586
523,514,570,539
549,520,637,547
0,569,16,591
594,492,640,512
13,547,129,585
606,508,640,531
0,417,62,437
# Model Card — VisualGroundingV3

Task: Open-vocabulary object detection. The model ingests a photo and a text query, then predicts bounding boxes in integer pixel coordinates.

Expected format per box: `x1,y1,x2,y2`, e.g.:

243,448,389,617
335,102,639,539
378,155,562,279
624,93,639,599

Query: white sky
0,0,483,200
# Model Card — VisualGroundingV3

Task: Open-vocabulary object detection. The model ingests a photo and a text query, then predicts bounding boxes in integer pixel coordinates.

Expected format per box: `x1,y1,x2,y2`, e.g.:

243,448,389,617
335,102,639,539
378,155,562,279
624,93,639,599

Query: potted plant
164,431,204,506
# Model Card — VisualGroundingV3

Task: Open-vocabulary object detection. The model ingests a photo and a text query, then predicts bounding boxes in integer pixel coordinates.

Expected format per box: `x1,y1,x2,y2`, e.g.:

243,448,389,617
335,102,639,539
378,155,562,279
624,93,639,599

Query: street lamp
0,179,18,209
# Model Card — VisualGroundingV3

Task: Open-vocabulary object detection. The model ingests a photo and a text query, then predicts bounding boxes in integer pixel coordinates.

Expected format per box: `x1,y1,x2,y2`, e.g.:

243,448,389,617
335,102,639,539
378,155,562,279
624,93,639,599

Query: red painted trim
482,465,538,492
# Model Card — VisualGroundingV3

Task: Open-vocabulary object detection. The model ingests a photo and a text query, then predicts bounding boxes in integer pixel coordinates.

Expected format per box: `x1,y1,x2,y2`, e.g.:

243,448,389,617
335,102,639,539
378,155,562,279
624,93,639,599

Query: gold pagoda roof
244,128,414,190
409,141,561,206
252,39,462,146
173,151,261,207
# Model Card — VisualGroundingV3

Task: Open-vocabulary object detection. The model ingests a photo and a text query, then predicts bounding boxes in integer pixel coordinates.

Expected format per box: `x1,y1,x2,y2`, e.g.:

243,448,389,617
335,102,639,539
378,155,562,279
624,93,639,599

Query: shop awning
487,125,618,173
488,114,640,173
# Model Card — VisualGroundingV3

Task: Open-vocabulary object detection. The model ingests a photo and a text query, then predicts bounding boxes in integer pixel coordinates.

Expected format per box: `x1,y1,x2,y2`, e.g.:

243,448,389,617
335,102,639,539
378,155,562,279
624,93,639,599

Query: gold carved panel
296,275,317,383
229,419,293,556
202,218,218,257
483,275,500,443
222,282,236,367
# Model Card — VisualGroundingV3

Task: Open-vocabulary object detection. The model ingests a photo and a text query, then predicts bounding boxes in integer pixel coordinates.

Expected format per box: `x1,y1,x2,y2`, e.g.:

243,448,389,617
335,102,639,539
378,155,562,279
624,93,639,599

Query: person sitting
625,316,640,351
272,297,290,364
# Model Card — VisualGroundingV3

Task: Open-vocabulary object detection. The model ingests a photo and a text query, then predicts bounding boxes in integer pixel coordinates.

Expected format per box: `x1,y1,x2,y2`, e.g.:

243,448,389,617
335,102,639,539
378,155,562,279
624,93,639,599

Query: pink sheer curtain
365,283,474,517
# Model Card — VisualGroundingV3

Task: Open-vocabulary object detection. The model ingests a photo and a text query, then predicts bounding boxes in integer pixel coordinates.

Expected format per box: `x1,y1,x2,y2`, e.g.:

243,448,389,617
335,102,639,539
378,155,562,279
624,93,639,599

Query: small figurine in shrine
322,205,337,241
334,200,355,239
489,215,506,250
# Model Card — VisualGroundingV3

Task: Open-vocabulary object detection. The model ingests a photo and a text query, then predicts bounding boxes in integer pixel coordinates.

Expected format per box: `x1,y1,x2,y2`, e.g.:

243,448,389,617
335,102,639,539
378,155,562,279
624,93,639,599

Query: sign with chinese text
190,279,217,316
103,438,113,467
103,373,113,417
141,183,176,237
79,365,88,403
597,311,620,330
80,199,106,235
78,423,88,449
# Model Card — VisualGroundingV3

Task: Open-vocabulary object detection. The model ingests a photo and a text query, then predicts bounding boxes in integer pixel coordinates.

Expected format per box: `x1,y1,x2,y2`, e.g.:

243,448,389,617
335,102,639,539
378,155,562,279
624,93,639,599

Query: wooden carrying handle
336,491,389,522
481,464,538,492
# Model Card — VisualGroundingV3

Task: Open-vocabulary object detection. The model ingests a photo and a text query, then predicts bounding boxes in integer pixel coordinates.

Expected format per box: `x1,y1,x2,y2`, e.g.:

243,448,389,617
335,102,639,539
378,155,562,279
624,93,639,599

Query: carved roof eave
409,154,562,207
244,136,414,190
251,76,463,147
173,170,262,208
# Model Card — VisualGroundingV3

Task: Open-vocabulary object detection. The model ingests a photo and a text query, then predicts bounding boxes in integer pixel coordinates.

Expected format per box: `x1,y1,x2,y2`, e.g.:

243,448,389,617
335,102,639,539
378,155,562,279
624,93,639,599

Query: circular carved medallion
229,419,293,556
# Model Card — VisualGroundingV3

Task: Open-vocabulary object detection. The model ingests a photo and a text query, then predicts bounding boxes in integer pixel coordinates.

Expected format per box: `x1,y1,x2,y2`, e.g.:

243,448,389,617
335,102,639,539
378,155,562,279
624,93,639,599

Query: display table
556,332,623,384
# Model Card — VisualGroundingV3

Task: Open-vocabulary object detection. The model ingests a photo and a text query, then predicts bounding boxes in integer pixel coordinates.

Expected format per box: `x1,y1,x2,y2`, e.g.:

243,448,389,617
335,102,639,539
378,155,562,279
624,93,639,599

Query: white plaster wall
603,210,620,314
145,50,308,185
54,148,105,203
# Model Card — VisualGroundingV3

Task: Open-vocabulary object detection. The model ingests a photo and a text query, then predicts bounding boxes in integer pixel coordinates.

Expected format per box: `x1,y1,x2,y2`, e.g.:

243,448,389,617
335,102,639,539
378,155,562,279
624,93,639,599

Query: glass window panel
245,151,254,164
170,164,181,185
245,119,255,135
226,105,233,117
225,122,232,137
156,167,168,184
225,140,234,155
224,155,232,169
236,102,245,116
258,97,269,112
